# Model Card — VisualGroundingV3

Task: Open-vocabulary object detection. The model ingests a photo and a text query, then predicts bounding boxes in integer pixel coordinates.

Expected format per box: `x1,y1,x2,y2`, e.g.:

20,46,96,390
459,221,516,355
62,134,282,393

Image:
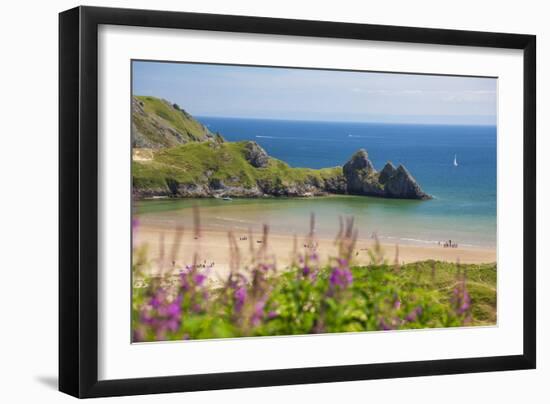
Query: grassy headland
133,141,343,196
132,95,216,147
132,96,430,199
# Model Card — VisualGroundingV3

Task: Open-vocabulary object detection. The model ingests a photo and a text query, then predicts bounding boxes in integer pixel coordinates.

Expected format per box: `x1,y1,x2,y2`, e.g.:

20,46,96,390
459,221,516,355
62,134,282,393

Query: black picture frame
59,6,536,398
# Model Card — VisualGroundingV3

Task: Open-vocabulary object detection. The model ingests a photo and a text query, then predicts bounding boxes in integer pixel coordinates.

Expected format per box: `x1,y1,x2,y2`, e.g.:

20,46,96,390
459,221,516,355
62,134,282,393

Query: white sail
453,154,458,167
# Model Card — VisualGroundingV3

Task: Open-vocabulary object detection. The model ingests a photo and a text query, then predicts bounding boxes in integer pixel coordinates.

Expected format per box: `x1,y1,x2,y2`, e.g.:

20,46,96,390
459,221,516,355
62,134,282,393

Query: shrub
132,215,495,342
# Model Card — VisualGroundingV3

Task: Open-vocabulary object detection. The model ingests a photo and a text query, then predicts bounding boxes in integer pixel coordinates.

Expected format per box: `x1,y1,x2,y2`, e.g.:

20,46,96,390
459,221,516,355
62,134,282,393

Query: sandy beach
134,224,496,279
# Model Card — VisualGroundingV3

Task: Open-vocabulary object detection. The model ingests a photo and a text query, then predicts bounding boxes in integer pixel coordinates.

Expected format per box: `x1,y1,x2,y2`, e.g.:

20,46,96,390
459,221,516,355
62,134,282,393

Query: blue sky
132,61,497,125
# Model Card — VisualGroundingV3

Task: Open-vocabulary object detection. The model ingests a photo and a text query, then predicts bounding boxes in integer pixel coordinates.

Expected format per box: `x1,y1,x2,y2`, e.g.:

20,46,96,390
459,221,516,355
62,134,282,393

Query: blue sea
138,117,497,248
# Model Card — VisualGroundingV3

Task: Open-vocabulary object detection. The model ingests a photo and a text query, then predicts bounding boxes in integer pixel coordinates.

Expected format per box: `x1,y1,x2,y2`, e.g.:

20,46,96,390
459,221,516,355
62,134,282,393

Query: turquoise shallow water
135,118,497,248
135,195,495,248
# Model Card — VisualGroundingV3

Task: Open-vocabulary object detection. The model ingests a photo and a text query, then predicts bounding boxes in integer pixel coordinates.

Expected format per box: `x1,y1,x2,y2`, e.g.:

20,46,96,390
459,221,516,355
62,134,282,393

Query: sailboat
453,154,458,167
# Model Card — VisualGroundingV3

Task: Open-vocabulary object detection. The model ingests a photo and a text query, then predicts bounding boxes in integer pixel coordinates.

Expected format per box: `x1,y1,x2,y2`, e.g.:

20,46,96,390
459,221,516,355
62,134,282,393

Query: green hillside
132,141,343,197
131,96,431,200
132,95,216,148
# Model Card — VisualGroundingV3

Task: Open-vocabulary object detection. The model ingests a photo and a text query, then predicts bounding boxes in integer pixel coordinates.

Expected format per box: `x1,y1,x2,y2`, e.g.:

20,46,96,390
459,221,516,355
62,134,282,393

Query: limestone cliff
133,144,430,200
342,149,430,200
131,97,430,200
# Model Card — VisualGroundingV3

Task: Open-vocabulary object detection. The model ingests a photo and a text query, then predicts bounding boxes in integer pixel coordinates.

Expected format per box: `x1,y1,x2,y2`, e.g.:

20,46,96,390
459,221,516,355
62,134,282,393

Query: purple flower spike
329,266,353,289
458,290,471,314
132,217,140,234
393,298,401,310
139,290,183,341
140,311,154,325
452,279,472,316
194,273,207,286
298,252,320,281
133,328,145,342
251,300,266,326
337,258,349,267
234,286,247,312
150,290,164,308
379,319,393,331
164,296,182,317
405,306,423,322
180,273,191,291
167,319,179,332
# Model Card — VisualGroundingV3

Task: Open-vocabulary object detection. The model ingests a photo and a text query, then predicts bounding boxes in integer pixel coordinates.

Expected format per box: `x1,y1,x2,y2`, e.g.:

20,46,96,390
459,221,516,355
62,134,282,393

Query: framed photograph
59,6,536,398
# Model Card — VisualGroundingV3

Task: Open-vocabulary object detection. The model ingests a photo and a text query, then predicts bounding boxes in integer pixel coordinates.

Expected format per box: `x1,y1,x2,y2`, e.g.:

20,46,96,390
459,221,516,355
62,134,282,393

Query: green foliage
132,141,343,193
132,96,345,195
133,96,212,147
132,258,496,342
397,260,497,325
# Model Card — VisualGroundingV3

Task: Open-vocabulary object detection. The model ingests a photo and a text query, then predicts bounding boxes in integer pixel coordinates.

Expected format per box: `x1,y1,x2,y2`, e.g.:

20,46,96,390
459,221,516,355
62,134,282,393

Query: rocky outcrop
343,149,376,176
342,150,430,200
378,161,397,184
133,146,430,200
343,149,385,197
243,141,269,168
323,174,347,194
177,183,264,198
256,178,330,197
384,165,431,200
131,97,430,200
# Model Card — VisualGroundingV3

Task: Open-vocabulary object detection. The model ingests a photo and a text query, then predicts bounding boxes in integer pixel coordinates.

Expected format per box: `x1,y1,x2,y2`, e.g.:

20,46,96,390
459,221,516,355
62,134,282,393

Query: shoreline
134,224,496,278
134,191,429,201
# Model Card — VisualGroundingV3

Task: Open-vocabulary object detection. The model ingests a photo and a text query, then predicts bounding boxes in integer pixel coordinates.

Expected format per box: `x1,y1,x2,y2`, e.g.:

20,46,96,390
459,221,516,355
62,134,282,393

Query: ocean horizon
137,117,497,248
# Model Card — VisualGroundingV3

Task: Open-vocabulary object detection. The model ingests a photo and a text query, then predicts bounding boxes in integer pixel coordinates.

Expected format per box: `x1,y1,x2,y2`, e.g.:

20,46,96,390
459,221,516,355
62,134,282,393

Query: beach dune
134,224,496,279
